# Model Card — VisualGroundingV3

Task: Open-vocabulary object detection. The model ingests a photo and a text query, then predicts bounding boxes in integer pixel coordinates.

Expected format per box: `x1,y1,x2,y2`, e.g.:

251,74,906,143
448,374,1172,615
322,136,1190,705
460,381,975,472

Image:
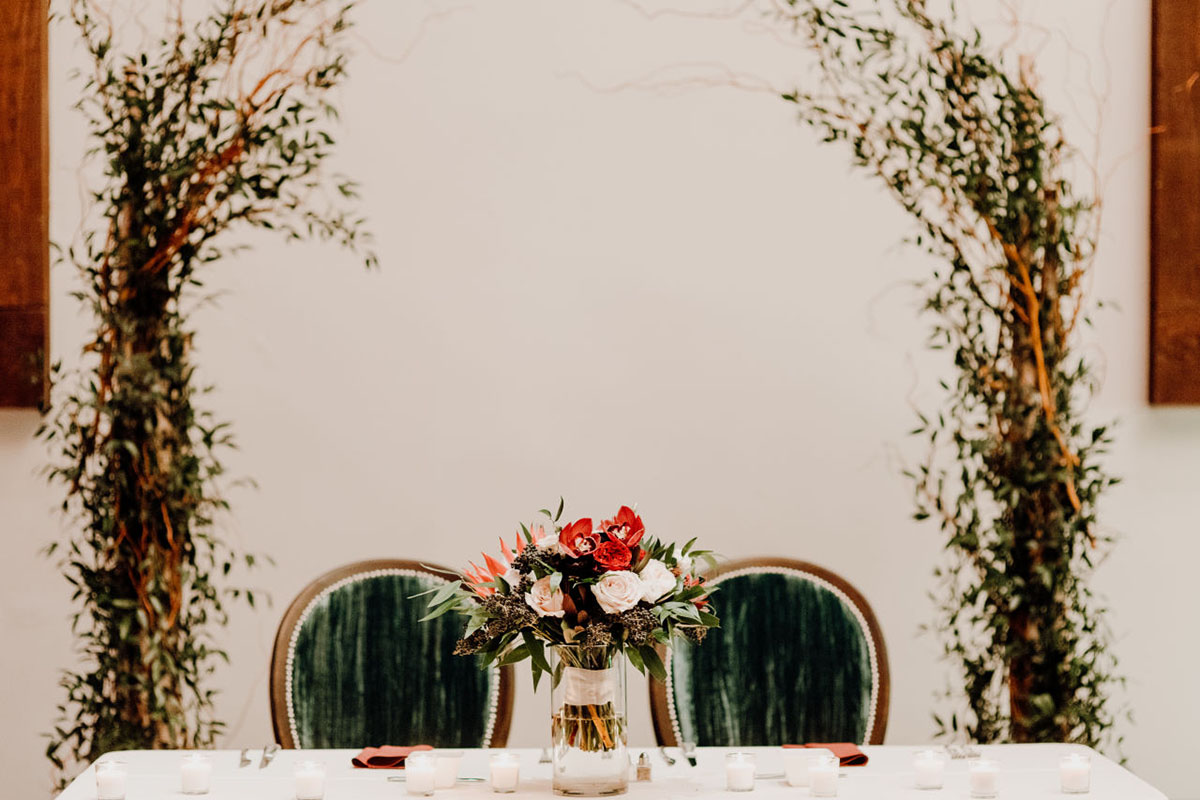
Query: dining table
59,743,1166,799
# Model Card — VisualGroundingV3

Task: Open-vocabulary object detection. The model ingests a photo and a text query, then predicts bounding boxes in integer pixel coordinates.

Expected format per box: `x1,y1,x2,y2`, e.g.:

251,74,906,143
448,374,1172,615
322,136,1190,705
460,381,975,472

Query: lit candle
1060,753,1091,794
406,752,437,796
809,754,839,798
181,753,213,794
434,750,464,789
782,748,834,787
725,752,756,792
968,758,1000,798
95,761,127,800
913,750,946,790
294,760,326,800
489,752,520,793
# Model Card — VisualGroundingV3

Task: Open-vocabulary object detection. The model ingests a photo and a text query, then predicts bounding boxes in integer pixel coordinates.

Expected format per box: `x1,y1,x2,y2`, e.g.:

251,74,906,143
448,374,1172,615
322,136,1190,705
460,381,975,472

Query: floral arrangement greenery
424,502,719,751
41,0,372,778
776,0,1121,747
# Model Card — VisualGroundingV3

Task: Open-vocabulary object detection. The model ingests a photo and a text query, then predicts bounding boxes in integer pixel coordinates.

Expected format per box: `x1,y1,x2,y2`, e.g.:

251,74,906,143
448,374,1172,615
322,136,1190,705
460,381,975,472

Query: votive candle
294,760,326,800
913,749,946,790
95,761,127,800
968,758,1000,798
406,752,437,796
809,754,839,798
181,753,213,794
489,752,520,793
1060,753,1091,794
434,750,464,789
725,752,756,792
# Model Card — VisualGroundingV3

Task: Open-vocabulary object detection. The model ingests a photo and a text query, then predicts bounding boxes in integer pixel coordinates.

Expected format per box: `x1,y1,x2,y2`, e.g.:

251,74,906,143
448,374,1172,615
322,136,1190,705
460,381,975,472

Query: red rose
559,518,598,558
593,540,632,571
600,506,645,548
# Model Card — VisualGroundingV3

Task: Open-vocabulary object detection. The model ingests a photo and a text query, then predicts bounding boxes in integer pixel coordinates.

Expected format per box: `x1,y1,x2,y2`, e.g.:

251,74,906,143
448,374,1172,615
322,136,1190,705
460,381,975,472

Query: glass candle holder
95,761,128,800
809,754,839,798
434,750,464,789
406,752,437,796
489,752,520,793
725,752,756,792
181,753,213,795
294,760,327,800
968,758,1000,799
1060,753,1091,794
913,749,946,790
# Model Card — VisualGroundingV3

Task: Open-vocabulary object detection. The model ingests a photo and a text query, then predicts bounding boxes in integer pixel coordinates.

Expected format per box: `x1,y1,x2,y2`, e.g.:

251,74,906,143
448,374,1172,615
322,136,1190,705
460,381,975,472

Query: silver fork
238,748,251,768
658,746,677,766
538,747,552,764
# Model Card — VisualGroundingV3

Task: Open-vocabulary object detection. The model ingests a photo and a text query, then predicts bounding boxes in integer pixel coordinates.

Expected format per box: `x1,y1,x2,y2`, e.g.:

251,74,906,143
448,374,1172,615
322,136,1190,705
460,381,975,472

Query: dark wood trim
0,0,49,407
648,556,890,747
1150,0,1200,403
269,558,515,749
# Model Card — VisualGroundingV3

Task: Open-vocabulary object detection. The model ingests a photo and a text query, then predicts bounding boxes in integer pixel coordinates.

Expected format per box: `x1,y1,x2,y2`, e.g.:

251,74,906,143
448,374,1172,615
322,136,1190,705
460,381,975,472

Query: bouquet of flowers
423,501,718,757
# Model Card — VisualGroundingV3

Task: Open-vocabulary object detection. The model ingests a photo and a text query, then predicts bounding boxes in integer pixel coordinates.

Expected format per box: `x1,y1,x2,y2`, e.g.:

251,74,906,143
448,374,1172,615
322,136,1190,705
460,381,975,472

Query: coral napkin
782,743,869,766
351,745,433,768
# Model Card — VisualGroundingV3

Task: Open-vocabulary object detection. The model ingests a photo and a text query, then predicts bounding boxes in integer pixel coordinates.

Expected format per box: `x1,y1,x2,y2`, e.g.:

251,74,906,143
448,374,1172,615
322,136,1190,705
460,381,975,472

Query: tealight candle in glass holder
434,750,464,789
809,754,839,798
968,758,1000,798
295,760,327,800
181,753,213,794
489,752,520,793
406,752,437,796
913,749,946,790
783,747,834,787
725,752,756,792
95,761,128,800
1060,753,1091,794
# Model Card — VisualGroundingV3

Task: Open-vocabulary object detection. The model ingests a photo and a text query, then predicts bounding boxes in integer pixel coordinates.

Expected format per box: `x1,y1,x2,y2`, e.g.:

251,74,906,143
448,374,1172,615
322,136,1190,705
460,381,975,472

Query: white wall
3,0,1195,797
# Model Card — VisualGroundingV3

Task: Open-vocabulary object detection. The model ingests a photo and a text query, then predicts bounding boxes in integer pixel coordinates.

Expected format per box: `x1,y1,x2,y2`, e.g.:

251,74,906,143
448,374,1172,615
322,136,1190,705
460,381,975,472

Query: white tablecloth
60,744,1166,799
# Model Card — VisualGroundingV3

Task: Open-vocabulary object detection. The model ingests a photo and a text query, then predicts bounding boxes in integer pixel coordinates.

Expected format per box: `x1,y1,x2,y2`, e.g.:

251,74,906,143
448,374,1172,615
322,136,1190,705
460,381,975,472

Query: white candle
434,750,464,789
968,758,1000,798
489,752,520,793
95,761,127,800
406,753,437,796
781,748,833,787
1060,753,1091,794
913,750,946,790
294,760,326,800
181,753,213,794
725,752,756,792
809,754,839,798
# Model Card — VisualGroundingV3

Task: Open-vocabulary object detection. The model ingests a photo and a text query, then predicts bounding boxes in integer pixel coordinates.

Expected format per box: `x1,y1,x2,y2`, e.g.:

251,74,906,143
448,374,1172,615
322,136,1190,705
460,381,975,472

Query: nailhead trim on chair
285,567,501,749
664,564,882,746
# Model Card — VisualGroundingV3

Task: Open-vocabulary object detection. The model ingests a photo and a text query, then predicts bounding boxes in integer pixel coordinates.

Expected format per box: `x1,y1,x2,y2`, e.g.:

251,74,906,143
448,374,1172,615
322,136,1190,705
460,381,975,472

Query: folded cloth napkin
782,743,869,766
351,745,433,768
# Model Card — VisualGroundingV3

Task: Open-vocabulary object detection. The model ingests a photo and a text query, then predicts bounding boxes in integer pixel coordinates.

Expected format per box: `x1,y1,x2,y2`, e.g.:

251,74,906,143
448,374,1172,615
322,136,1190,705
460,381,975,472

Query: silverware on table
682,741,698,767
259,743,280,769
755,771,785,780
658,746,677,766
386,776,486,783
538,747,552,764
238,748,251,768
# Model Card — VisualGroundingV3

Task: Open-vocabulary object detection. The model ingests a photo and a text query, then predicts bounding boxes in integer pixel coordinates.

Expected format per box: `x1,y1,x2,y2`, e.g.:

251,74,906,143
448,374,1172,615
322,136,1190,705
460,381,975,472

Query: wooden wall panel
1151,0,1200,404
0,0,49,407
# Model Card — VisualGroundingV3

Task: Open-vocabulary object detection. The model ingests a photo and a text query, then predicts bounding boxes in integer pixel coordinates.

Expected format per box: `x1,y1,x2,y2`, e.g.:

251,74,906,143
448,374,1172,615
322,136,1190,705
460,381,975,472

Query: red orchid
558,518,598,558
593,540,632,571
600,506,645,548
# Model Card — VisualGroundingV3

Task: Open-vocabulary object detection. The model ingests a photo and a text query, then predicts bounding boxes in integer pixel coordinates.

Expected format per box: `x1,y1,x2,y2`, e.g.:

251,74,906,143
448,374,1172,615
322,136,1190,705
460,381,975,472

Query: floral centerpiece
424,501,718,796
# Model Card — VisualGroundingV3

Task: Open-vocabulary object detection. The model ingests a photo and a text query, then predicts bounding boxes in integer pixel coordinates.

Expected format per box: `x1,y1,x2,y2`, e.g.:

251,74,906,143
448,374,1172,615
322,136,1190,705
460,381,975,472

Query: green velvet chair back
651,558,889,747
270,559,513,749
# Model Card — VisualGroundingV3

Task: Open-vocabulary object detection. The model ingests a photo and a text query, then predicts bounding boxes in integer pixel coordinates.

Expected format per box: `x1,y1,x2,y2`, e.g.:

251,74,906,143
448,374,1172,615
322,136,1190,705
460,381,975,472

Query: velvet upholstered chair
650,557,889,747
270,559,514,749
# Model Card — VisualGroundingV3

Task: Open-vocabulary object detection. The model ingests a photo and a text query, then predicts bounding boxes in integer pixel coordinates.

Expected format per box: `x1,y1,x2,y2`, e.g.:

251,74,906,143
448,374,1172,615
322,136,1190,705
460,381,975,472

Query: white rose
592,570,644,615
638,559,677,604
525,575,565,618
676,554,693,575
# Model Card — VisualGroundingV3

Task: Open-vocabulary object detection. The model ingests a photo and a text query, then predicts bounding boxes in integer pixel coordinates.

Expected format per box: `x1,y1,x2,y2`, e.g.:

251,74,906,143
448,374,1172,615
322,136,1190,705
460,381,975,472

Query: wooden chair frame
648,557,890,747
269,558,515,748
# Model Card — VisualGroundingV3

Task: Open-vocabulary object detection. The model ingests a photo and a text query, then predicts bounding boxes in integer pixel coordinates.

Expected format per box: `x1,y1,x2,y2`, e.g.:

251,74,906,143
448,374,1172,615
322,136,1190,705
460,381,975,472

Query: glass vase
550,645,628,796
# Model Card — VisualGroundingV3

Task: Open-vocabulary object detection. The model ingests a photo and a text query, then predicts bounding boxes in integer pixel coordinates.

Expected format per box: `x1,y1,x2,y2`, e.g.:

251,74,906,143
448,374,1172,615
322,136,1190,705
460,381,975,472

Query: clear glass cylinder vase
550,645,628,796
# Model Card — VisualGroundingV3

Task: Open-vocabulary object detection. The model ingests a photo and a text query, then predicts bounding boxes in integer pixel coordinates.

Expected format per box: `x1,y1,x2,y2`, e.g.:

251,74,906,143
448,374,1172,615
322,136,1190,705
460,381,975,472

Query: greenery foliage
777,0,1121,746
42,0,372,779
